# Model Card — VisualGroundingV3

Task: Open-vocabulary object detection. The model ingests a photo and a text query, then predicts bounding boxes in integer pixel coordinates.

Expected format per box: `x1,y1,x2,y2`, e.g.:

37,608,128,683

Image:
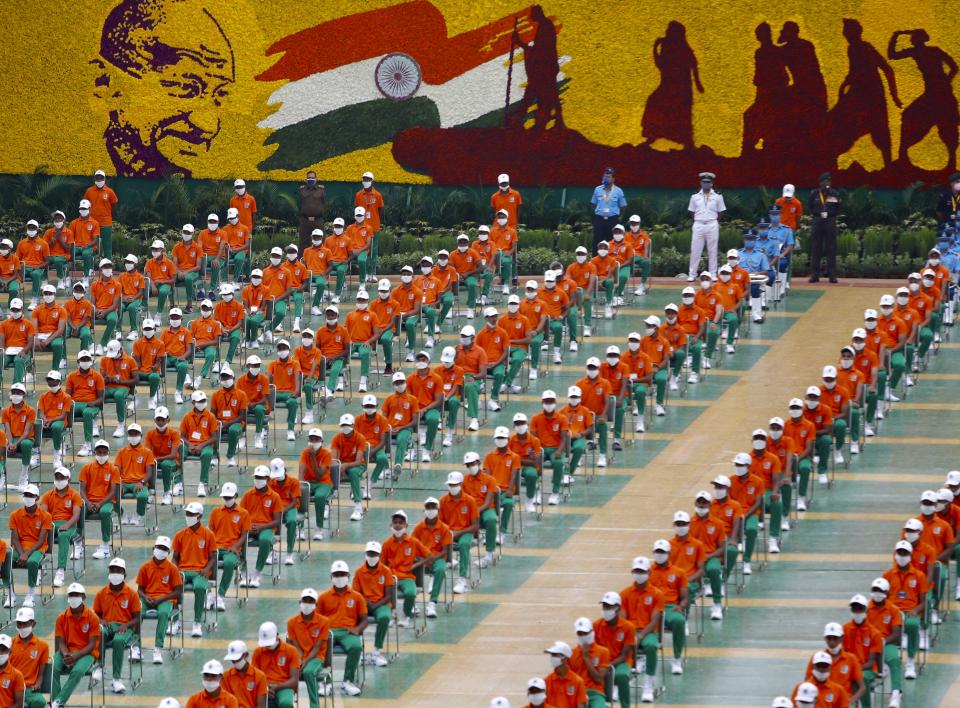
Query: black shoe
383,365,394,376
808,276,820,283
829,277,838,283
612,440,623,452
184,304,194,314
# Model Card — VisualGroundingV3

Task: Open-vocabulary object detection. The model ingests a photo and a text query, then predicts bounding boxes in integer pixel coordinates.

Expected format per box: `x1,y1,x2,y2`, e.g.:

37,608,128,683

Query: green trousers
76,246,95,276
479,508,497,553
24,688,45,708
151,284,172,315
664,605,686,658
245,313,265,342
53,520,78,571
103,622,137,679
569,437,587,477
251,529,275,572
182,570,209,622
796,457,813,498
350,342,371,378
444,395,460,434
613,661,632,708
378,329,394,368
158,459,179,494
86,501,114,543
52,652,95,706
177,271,199,301
123,298,143,331
422,409,440,450
144,601,174,647
426,558,446,602
543,446,566,494
274,391,300,431
454,532,474,577
330,628,363,682
121,482,149,518
185,446,214,484
282,507,298,553
633,255,651,285
369,449,389,484
101,225,113,260
103,387,129,425
96,311,119,346
521,466,539,499
11,549,43,587
301,656,328,708
202,256,224,290
3,352,30,385
310,275,327,307
392,429,412,466
397,577,417,617
888,351,907,390
340,465,364,503
217,548,239,597
136,371,161,398
23,266,45,298
370,603,391,650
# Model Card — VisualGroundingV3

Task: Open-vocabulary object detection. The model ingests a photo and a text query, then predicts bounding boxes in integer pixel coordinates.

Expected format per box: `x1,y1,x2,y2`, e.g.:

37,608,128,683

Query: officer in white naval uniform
687,172,726,281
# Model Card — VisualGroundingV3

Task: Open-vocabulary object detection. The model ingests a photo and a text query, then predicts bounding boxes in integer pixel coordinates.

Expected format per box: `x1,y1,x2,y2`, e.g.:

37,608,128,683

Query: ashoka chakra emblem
375,53,422,101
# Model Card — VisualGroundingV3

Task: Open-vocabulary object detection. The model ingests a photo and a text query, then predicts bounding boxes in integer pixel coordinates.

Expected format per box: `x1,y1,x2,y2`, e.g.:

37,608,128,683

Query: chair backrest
40,662,52,693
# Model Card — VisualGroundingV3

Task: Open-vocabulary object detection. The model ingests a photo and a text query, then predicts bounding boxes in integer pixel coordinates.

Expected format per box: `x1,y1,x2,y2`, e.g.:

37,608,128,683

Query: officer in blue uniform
756,218,781,309
938,227,960,326
767,205,795,299
738,229,772,323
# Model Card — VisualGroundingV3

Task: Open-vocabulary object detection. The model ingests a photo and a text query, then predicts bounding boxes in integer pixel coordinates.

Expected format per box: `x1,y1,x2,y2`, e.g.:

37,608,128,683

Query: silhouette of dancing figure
888,29,959,171
641,21,703,149
831,19,901,166
778,21,828,159
511,5,563,130
743,22,789,154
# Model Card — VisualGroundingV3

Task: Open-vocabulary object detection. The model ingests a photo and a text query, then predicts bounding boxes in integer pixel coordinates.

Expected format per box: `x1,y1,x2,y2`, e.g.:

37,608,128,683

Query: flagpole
504,16,519,128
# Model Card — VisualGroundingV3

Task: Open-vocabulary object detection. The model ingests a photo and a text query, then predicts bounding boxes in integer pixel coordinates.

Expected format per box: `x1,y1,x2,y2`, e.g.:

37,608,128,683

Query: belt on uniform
595,214,618,220
694,219,718,224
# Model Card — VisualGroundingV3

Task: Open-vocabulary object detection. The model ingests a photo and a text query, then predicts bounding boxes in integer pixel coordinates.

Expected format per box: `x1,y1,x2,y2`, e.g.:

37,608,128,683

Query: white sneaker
152,648,163,664
292,317,301,333
23,591,34,608
523,497,535,513
174,391,184,404
453,578,469,594
287,430,296,441
426,601,438,618
865,423,875,437
710,604,723,620
254,432,265,449
53,568,65,587
548,493,560,506
475,552,492,569
725,344,735,354
904,659,916,679
655,404,665,416
168,621,180,636
299,410,314,425
468,418,480,431
340,680,362,696
443,432,453,447
634,285,645,296
191,622,202,638
197,482,207,497
247,573,262,588
703,357,712,369
583,326,592,338
404,352,415,362
148,395,158,409
311,306,322,316
598,454,607,467
227,456,238,468
552,348,562,364
425,336,435,348
465,310,474,320
312,530,325,541
1,592,14,609
641,685,655,703
420,447,432,462
112,423,124,438
357,375,369,392
528,368,538,381
889,689,902,708
906,375,915,387
919,629,929,650
797,497,807,511
604,305,613,319
350,504,364,521
161,492,172,506
125,330,138,341
284,554,295,566
172,482,183,496
93,544,110,560
569,340,578,352
931,609,941,625
52,451,64,468
781,518,790,531
635,418,645,433
743,562,752,575
669,376,679,391
850,441,860,454
670,658,683,675
818,473,829,484
833,450,844,465
768,537,780,553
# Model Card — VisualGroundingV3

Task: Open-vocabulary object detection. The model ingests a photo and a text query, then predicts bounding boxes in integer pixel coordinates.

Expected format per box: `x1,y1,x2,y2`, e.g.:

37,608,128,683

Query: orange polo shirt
316,587,367,629
230,193,257,231
242,283,268,312
498,312,533,349
0,662,24,705
93,583,141,624
252,640,300,685
198,227,226,258
146,427,181,463
3,403,36,439
209,504,252,550
561,403,595,438
79,460,118,503
55,606,101,658
211,386,248,424
180,408,218,445
450,247,483,275
649,562,688,605
382,392,418,428
407,370,442,409
315,324,349,357
669,534,707,579
69,215,100,247
569,642,611,693
237,373,270,408
224,222,251,251
476,325,509,362
293,345,323,380
576,375,614,417
711,497,744,538
784,415,816,455
353,561,395,604
882,565,927,612
843,619,883,669
323,234,352,263
38,389,72,423
215,300,245,330
539,286,569,318
330,431,367,464
119,270,145,299
381,534,429,580
463,471,498,507
40,486,82,523
412,519,453,554
303,245,331,275
64,297,93,327
270,475,302,511
455,343,487,375
299,446,332,485
390,284,422,315
593,616,635,667
9,507,52,553
186,690,239,708
101,352,136,390
173,524,216,572
16,238,49,267
190,315,222,345
530,411,568,448
491,188,522,225
0,317,35,348
133,336,165,373
440,492,478,532
287,611,330,657
509,433,542,464
221,665,268,708
135,558,182,601
545,669,588,708
483,447,522,492
160,326,192,358
640,335,671,368
355,412,388,448
600,360,630,396
268,358,301,394
240,488,283,526
32,302,66,335
867,600,902,640
145,255,176,283
172,241,201,270
690,512,726,554
355,188,384,231
116,444,156,484
10,632,48,688
345,309,377,342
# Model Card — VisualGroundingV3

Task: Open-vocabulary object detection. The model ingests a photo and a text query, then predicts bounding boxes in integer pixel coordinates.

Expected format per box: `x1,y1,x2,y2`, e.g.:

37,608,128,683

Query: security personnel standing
590,168,626,251
687,172,726,281
738,230,772,323
935,172,960,223
298,172,325,251
807,172,842,283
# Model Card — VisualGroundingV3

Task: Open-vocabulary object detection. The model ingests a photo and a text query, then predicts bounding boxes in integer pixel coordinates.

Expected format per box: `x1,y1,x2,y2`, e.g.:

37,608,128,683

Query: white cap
185,501,203,515
541,389,557,400
733,452,751,466
219,366,234,379
424,497,440,507
226,207,239,220
391,510,408,521
544,641,572,659
460,325,475,337
252,465,270,479
574,616,593,633
340,413,356,426
94,439,110,450
628,214,641,223
105,339,122,358
823,622,844,637
795,683,818,702
79,199,92,209
782,184,795,198
879,294,895,306
769,416,784,427
653,538,671,553
206,213,219,223
527,677,547,691
695,490,712,502
644,315,661,327
151,239,165,250
507,294,520,304
664,303,679,313
15,607,34,624
0,635,11,650
789,397,803,408
772,698,793,708
354,206,366,217
10,382,25,393
712,475,731,487
894,540,913,553
600,591,621,606
673,510,690,524
307,428,324,440
158,700,181,708
220,482,238,498
586,356,601,368
871,577,890,593
154,535,171,548
246,354,261,366
752,428,767,438
497,173,510,183
361,395,377,408
41,283,56,294
575,245,588,255
300,586,320,602
513,412,528,424
718,264,732,274
22,483,39,498
543,270,556,282
200,298,213,309
494,426,510,438
441,346,456,363
142,318,156,331
896,286,910,295
365,541,382,555
903,517,923,532
54,466,71,479
447,471,464,485
421,256,434,266
812,651,833,666
270,246,283,256
726,248,740,258
483,306,498,318
699,270,713,279
632,556,651,571
169,307,183,317
191,390,207,402
864,309,877,320
331,560,349,574
9,298,22,310
946,470,960,485
391,371,407,383
250,268,263,278
938,488,954,502
154,406,170,419
822,365,837,378
849,593,868,606
66,582,86,595
202,659,224,676
223,640,248,661
682,286,696,295
257,621,278,647
806,385,821,397
921,490,939,503
46,369,62,382
463,451,481,464
568,385,582,397
525,279,538,290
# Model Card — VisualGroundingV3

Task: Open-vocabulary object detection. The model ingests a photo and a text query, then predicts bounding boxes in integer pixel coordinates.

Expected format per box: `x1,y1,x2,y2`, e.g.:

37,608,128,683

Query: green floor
4,283,959,706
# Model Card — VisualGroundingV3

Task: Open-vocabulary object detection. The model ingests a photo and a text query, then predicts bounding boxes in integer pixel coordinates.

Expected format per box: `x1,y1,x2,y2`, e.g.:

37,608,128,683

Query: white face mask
400,274,412,284
236,187,246,196
95,453,110,465
201,307,213,318
391,527,405,538
568,397,581,407
153,549,168,561
700,281,711,290
633,571,650,583
645,326,657,336
54,478,69,490
921,503,936,517
507,303,519,314
904,531,920,544
156,421,168,432
309,440,322,451
529,693,546,707
525,290,537,301
194,402,207,412
812,669,830,682
185,514,200,527
224,497,236,508
542,403,555,413
586,368,599,379
840,358,853,370
10,311,21,320
769,429,783,441
366,555,379,568
22,496,36,508
457,244,468,252
356,301,368,311
253,478,268,490
128,435,141,446
929,258,941,267
42,294,55,304
735,464,749,477
466,463,480,476
278,349,290,360
124,262,135,272
101,268,113,279
923,278,935,287
719,273,731,283
694,506,710,518
415,361,428,371
424,508,438,520
26,229,37,237
871,591,886,604
851,611,867,624
549,655,563,669
578,631,595,646
448,485,462,496
515,424,528,435
67,596,83,609
896,296,909,306
221,377,234,389
331,576,349,589
421,266,432,276
251,277,262,286
653,551,669,564
47,382,61,393
270,257,282,266
497,218,508,227
438,258,448,267
333,227,344,236
606,356,619,367
478,233,489,242
169,317,182,327
16,627,32,639
752,439,766,451
682,296,695,305
79,209,90,218
300,602,315,615
340,426,353,435
806,399,818,410
109,573,124,586
459,337,472,347
393,383,407,394
10,393,23,405
714,488,728,501
895,555,911,568
601,608,617,622
880,307,893,316
909,282,920,292
248,367,261,376
311,239,323,248
789,407,803,419
598,249,609,257
495,437,508,449
575,254,587,264
202,679,221,692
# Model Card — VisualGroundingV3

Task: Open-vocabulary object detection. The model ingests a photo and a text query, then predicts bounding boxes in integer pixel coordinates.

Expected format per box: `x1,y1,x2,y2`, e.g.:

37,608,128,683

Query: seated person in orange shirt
270,337,305,438
330,414,368,522
211,367,248,468
44,210,74,291
792,655,849,708
180,390,219,497
660,302,691,388
51,582,101,707
281,243,309,333
3,381,38,487
434,346,467,442
208,482,250,609
472,226,498,301
148,406,182,506
224,206,252,281
455,325,487,430
540,271,572,364
16,220,50,308
240,466,283,588
268,458,302,566
486,425,523,532
381,510,430,626
639,315,673,415
90,257,122,351
489,208,518,293
450,233,486,314
197,213,229,294
172,501,218,638
222,640,269,708
322,219,352,300
101,339,137,438
407,350,444,462
136,535,183,664
412,497,453,618
93,558,142,694
238,354,271,450
303,229,331,313
0,297,36,386
172,224,202,313
440,471,479,595
352,541,395,667
805,625,866,707
416,256,453,345
286,587,331,708
648,540,688,676
522,677,555,708
161,307,194,404
714,264,743,353
510,411,544,511
543,641,588,708
118,253,146,339
298,429,333,543
477,306,513,411
618,557,663,703
884,542,927,679
116,422,156,527
591,240,619,320
622,332,654,435
802,385,835,483
0,238,22,311
186,659,239,708
382,371,420,474
570,616,611,708
561,385,596,478
531,390,570,506
40,466,82,588
344,290,380,393
132,318,164,409
8,484,52,607
11,605,50,706
33,282,67,370
144,239,176,322
214,284,244,369
189,299,223,390
608,224,635,305
37,369,72,468
79,439,118,560
390,265,423,358
462,450,499,568
600,346,630,454
314,305,349,400
252,621,300,708
317,561,366,695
